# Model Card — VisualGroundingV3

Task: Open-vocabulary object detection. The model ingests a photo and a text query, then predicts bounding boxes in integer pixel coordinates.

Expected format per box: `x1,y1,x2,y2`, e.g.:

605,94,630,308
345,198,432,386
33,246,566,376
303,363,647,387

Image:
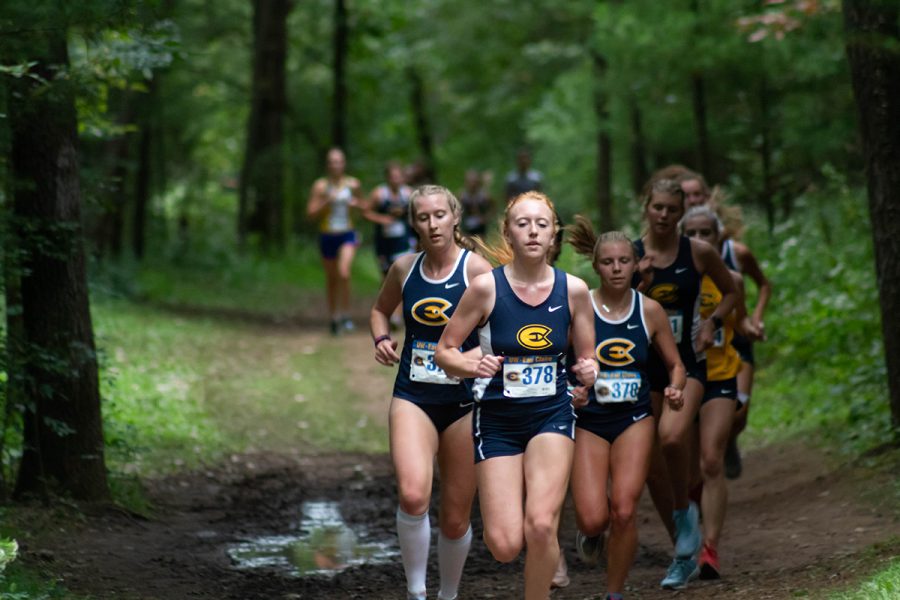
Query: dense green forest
0,0,899,597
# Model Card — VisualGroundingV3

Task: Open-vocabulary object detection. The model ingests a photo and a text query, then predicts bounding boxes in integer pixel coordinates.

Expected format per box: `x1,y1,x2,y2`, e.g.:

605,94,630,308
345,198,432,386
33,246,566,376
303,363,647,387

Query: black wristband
373,334,391,347
712,316,724,329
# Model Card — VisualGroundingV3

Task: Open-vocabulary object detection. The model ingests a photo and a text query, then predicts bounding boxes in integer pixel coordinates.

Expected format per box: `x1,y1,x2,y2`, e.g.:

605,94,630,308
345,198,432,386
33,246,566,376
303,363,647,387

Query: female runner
370,185,492,600
681,206,762,579
633,178,737,589
679,172,772,478
435,191,598,600
567,218,686,600
307,147,363,335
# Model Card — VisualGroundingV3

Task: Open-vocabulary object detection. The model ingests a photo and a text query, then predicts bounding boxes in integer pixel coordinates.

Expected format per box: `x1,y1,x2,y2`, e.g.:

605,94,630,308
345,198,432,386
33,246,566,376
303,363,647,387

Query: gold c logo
649,283,678,304
516,324,553,350
411,297,452,326
597,338,636,367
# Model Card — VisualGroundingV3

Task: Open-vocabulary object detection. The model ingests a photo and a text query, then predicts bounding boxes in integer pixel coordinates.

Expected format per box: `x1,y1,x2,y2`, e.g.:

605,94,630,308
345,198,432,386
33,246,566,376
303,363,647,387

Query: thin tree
239,0,292,249
332,0,348,149
7,24,110,500
843,0,900,436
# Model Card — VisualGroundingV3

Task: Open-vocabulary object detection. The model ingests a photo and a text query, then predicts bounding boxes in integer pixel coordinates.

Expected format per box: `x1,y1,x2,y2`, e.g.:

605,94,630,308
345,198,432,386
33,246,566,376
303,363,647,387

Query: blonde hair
475,191,560,266
568,215,634,273
680,205,723,240
677,172,745,240
408,185,480,253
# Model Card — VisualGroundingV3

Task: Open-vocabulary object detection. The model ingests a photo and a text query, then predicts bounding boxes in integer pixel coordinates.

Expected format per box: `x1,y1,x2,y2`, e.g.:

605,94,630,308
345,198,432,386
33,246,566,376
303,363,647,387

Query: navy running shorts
319,230,359,259
473,396,575,463
702,376,738,404
731,333,754,365
396,397,473,434
576,402,653,445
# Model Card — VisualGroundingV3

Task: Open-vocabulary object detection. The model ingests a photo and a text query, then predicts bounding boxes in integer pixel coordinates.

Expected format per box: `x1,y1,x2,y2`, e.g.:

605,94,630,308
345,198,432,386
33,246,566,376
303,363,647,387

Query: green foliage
745,180,891,453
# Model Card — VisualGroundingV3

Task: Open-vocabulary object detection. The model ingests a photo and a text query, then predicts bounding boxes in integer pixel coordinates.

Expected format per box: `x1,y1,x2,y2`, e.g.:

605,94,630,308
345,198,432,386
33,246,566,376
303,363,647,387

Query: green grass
94,298,391,478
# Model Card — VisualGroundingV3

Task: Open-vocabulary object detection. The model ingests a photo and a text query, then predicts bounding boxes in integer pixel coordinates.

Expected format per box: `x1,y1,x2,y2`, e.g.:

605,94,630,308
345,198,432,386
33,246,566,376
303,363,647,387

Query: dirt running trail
23,323,900,600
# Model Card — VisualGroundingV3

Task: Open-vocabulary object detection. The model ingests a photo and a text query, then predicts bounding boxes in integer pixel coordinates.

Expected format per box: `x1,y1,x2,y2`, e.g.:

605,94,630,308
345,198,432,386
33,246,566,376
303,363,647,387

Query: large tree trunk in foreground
8,28,109,501
843,0,900,436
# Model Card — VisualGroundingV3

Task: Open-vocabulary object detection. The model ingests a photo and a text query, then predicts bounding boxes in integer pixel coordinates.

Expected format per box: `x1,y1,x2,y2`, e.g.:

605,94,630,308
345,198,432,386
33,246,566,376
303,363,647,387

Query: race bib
667,310,684,344
713,327,725,348
410,341,460,385
382,220,406,238
594,371,641,404
503,356,557,398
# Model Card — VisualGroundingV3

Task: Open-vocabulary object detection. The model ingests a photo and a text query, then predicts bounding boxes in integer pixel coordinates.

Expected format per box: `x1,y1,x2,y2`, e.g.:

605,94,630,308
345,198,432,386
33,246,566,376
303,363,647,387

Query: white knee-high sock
396,507,430,596
437,525,472,600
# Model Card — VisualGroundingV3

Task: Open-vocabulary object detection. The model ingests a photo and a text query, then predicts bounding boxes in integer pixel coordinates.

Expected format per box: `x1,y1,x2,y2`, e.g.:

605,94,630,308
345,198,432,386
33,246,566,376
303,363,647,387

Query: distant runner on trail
505,148,543,200
567,219,686,600
369,185,492,600
682,206,763,580
306,148,363,336
435,191,598,600
678,170,772,479
632,178,737,590
364,161,415,276
459,169,494,236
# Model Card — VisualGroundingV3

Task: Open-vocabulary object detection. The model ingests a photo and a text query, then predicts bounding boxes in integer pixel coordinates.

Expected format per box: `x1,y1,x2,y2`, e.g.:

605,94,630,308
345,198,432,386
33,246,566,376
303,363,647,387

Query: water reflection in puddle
228,501,396,576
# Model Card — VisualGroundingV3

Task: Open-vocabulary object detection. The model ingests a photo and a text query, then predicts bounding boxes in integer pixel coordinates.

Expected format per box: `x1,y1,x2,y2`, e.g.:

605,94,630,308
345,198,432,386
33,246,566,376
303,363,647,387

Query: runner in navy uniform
567,220,686,600
365,161,415,276
370,185,492,600
632,178,738,590
435,191,598,600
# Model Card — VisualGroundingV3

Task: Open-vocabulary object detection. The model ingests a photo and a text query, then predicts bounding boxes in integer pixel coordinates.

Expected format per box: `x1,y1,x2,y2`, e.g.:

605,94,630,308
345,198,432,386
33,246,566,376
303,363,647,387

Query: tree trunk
133,78,156,261
591,51,614,229
407,66,436,182
239,0,291,250
843,0,900,436
690,0,712,180
629,94,649,194
8,29,109,501
332,0,347,150
758,76,776,232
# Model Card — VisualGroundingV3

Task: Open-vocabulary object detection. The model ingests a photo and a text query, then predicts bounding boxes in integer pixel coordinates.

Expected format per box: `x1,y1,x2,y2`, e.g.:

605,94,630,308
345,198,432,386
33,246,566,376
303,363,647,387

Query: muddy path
21,316,900,599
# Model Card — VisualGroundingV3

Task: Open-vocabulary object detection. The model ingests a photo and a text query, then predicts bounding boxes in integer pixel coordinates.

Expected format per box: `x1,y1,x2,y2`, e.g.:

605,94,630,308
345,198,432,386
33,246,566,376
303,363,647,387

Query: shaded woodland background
0,0,898,514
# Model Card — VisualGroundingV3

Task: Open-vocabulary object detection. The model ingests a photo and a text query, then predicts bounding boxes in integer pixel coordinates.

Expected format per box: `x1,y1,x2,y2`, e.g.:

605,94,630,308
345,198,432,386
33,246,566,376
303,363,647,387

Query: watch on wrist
712,315,724,329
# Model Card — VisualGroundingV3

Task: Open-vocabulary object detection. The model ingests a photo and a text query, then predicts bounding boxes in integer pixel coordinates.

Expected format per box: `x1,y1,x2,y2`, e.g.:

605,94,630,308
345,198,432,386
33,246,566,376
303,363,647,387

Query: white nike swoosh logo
557,425,568,430
445,282,460,289
627,323,639,329
549,305,563,312
633,412,649,422
720,390,732,394
675,267,688,274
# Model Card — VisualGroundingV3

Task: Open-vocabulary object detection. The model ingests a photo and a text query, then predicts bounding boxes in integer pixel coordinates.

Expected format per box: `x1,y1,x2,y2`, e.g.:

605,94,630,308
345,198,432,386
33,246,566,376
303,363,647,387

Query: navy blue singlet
576,289,652,416
473,267,571,404
721,239,740,271
633,236,703,368
393,249,474,405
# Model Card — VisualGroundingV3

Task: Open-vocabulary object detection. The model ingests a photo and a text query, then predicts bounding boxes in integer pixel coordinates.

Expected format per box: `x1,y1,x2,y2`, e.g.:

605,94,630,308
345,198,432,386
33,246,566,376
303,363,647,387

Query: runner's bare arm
735,241,771,331
567,274,598,388
435,272,499,379
361,188,392,226
306,179,330,220
645,296,686,410
370,255,415,366
692,238,737,351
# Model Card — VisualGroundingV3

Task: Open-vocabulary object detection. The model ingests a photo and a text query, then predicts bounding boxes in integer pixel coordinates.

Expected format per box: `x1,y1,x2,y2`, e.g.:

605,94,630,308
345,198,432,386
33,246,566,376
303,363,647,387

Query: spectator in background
459,169,494,236
505,149,543,200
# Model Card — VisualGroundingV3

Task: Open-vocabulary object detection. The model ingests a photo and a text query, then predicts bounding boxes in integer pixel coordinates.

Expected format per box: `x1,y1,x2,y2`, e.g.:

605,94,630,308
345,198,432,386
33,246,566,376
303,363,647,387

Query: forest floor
13,302,900,600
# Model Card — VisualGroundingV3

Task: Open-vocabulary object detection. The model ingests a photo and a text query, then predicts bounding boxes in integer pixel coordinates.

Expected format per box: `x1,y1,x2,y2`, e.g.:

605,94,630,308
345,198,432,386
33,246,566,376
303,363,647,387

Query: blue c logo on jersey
517,324,553,350
597,338,636,367
411,297,452,326
649,283,678,304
